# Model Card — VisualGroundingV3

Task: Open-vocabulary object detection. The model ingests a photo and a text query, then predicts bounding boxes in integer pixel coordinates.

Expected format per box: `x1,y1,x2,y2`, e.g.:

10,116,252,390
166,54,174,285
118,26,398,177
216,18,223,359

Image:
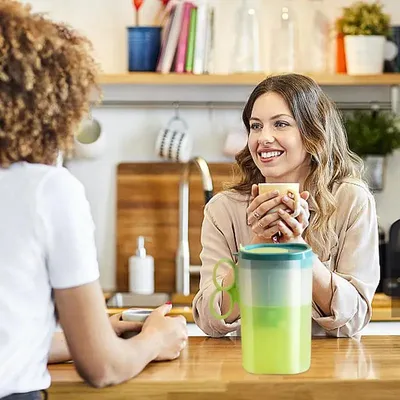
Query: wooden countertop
105,293,400,323
48,336,400,399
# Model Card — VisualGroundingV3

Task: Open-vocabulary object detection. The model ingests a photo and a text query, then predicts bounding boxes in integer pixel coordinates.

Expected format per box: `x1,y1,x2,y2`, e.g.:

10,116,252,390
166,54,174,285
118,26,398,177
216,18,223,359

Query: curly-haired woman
193,73,380,339
0,1,187,398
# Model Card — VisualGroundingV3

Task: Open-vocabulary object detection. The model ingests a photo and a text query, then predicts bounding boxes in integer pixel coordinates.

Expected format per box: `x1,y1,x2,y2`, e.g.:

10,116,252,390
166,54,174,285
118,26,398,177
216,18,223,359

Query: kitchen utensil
133,0,144,26
154,0,171,25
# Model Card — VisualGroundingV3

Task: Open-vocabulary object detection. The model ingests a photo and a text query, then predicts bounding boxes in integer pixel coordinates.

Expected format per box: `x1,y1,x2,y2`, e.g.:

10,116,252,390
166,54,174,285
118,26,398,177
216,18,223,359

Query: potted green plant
344,109,400,190
338,1,391,75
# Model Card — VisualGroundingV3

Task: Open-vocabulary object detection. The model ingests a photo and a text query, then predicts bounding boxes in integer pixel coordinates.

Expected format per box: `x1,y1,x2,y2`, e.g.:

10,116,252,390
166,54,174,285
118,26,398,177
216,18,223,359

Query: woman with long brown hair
193,73,380,338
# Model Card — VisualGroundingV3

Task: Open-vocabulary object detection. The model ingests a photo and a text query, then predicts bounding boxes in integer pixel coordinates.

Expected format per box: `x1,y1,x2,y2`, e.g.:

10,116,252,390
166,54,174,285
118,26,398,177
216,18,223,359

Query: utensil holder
127,26,161,72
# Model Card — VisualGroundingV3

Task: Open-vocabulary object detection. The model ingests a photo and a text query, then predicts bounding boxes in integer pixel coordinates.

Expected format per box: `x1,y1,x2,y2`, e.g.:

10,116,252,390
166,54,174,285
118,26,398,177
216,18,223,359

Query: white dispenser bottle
129,236,154,295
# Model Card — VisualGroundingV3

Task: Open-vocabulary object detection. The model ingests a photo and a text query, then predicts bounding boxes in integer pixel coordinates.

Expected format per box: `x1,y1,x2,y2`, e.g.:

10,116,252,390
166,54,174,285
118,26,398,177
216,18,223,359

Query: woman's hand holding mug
247,184,284,243
246,184,310,243
276,191,310,243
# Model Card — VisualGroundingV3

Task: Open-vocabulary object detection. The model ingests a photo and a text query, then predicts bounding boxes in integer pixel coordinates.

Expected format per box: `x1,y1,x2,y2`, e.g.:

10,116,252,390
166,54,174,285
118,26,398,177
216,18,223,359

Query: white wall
22,0,400,289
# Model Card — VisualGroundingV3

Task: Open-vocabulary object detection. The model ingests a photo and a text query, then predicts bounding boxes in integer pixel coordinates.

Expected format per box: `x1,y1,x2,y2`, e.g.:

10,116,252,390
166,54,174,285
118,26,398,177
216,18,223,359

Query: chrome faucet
176,157,213,295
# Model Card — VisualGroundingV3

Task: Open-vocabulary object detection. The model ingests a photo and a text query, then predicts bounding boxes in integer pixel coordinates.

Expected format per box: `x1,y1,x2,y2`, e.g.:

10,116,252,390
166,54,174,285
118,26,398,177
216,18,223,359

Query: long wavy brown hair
0,0,99,167
231,73,365,260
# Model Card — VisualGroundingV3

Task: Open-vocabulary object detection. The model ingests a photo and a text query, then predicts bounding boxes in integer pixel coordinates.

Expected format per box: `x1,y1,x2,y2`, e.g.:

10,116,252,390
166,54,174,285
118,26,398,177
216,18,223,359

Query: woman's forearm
294,236,333,316
312,257,334,316
48,331,71,364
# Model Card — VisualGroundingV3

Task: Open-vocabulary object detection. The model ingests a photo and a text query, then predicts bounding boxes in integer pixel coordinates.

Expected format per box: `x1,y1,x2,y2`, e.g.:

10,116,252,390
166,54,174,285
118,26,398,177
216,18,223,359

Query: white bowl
121,308,152,322
120,309,152,339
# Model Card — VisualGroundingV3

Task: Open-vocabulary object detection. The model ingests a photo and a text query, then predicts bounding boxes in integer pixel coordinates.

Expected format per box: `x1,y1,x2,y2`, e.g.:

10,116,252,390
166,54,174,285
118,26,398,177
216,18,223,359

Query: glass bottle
271,1,296,72
231,0,261,73
306,0,329,73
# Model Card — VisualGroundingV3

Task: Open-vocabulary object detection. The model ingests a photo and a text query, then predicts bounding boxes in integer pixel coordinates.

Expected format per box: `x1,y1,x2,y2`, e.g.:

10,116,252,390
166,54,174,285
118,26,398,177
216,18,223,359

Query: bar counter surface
48,335,400,399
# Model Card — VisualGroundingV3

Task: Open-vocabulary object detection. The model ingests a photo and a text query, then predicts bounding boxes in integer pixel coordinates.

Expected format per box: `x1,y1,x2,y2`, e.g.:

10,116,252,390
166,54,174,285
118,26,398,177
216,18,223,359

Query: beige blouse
192,178,380,338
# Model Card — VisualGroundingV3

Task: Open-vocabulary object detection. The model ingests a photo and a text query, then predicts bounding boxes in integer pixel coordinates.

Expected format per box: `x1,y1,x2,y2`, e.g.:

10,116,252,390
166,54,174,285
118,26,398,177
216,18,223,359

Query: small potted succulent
338,1,391,75
344,109,400,190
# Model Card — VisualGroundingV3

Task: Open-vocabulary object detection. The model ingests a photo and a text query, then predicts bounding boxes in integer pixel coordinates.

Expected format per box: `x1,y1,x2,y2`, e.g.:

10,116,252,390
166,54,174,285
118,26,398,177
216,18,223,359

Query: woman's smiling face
248,91,310,183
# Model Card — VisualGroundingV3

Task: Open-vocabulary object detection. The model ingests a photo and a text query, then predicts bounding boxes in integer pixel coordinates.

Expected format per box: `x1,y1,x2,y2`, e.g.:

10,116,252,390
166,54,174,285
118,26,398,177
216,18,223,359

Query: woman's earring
311,155,319,164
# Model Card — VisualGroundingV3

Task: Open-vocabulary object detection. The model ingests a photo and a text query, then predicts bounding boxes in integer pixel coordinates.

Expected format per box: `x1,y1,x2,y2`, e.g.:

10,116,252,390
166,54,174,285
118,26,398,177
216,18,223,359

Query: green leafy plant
337,1,391,36
344,110,400,156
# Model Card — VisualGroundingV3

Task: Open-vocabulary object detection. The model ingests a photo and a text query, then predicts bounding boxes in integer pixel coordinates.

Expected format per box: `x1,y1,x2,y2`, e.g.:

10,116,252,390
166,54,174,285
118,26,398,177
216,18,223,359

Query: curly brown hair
231,74,365,260
0,0,99,167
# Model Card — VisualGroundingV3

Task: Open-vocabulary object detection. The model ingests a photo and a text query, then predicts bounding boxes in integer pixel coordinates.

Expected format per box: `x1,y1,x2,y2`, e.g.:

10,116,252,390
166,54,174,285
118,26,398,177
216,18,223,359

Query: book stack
156,0,214,75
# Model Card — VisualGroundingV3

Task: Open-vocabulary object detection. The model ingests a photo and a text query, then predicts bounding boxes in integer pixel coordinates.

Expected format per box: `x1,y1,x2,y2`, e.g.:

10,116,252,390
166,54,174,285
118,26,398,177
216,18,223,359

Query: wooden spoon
154,0,171,26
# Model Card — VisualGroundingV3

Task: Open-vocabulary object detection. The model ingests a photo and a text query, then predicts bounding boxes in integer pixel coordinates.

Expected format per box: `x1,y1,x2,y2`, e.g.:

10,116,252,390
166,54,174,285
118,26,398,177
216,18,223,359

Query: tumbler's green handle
209,258,239,320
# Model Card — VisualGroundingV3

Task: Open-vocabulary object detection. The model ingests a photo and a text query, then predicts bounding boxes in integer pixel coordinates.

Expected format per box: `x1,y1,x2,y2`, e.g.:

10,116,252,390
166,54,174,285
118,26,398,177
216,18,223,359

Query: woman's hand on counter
52,282,189,388
109,313,143,336
49,306,188,365
140,303,188,361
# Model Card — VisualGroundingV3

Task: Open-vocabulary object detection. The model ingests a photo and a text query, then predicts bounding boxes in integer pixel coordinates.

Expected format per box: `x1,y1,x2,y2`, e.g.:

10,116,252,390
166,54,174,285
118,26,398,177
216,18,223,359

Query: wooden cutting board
116,162,236,293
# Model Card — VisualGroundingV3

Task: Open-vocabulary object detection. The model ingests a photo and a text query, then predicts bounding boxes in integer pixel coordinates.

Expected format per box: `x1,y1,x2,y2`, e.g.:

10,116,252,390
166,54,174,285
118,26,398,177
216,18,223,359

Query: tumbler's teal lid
239,243,313,261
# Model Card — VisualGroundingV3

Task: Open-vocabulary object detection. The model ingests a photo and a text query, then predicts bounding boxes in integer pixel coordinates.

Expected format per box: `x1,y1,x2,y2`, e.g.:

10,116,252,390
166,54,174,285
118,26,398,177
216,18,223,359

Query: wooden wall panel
116,162,235,294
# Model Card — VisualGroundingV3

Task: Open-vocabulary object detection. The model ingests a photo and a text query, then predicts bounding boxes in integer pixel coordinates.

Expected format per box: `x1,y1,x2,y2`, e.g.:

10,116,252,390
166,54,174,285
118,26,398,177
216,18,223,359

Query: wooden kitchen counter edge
48,336,400,399
105,292,400,322
106,306,400,323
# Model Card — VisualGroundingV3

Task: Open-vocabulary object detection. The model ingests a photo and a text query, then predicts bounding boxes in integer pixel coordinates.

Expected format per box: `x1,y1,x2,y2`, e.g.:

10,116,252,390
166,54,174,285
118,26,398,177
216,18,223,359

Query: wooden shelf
98,72,400,86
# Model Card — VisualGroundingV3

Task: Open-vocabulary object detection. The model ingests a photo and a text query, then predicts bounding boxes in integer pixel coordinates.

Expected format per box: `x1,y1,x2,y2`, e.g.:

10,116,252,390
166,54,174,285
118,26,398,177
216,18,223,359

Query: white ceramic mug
120,308,152,339
223,127,247,157
155,115,192,163
121,308,152,322
74,118,105,159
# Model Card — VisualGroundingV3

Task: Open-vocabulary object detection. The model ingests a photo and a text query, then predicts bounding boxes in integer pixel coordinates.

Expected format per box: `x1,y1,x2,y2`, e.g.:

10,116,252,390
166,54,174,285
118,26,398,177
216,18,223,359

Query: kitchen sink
106,292,170,308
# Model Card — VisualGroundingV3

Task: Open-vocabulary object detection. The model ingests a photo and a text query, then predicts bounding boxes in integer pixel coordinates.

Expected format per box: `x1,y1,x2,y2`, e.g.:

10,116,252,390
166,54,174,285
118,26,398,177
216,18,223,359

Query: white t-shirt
0,162,100,397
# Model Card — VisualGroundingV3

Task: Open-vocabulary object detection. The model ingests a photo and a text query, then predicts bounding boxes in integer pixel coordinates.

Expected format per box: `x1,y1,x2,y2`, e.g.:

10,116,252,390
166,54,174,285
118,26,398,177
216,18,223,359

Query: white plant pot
344,35,385,75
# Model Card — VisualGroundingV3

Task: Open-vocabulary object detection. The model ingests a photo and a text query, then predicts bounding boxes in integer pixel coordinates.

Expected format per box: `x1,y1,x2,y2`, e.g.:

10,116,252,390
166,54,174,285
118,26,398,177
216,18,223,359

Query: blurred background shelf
98,72,400,86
